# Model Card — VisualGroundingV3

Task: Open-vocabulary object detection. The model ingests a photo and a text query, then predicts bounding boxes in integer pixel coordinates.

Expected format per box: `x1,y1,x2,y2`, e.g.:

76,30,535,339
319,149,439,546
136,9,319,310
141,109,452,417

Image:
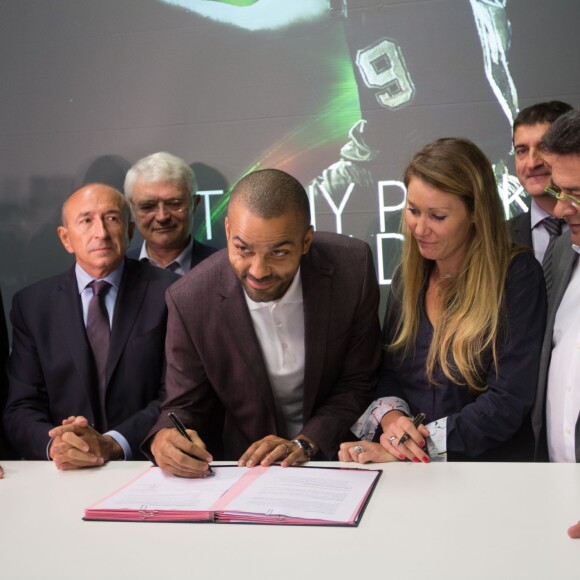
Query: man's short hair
228,169,311,230
540,109,580,156
124,152,197,201
513,101,573,135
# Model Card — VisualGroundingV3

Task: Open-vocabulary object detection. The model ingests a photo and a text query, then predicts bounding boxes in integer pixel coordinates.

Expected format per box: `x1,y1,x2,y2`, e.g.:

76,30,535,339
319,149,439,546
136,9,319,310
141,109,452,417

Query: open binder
84,464,381,526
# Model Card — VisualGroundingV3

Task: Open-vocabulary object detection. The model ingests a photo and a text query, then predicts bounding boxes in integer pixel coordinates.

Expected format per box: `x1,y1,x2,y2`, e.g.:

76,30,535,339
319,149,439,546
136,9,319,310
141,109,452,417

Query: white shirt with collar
244,268,305,439
546,244,580,463
138,237,193,276
76,262,123,326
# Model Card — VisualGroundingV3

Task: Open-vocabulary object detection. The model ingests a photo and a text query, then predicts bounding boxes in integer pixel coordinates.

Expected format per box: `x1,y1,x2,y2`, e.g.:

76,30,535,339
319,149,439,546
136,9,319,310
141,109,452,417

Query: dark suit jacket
4,258,178,460
377,252,546,461
0,287,17,459
532,231,580,461
508,211,533,250
127,238,217,272
144,232,381,461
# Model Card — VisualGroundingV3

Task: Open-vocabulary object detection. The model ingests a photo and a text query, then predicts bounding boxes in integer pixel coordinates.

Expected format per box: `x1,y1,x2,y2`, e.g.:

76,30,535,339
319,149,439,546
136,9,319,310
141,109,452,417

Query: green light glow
195,31,360,242
210,0,259,6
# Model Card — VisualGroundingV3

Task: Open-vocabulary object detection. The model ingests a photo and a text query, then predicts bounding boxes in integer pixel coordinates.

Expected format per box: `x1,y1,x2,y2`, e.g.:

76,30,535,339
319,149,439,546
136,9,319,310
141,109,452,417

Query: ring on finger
280,443,290,456
353,444,364,454
388,435,397,443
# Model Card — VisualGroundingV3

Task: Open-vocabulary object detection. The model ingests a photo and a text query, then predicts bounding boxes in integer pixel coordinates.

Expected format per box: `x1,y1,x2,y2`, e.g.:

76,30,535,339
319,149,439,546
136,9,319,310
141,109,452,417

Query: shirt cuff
106,430,131,460
351,397,411,441
425,417,447,462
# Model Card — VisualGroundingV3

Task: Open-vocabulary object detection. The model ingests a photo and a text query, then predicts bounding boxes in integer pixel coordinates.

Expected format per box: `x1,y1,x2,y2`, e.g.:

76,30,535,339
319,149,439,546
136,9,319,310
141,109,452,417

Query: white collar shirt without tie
244,268,305,440
138,237,193,276
547,244,580,463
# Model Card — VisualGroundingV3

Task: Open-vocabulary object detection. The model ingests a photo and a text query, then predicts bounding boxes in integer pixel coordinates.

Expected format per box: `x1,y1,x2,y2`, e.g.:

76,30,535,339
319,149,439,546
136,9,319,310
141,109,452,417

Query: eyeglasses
544,182,580,205
133,199,188,217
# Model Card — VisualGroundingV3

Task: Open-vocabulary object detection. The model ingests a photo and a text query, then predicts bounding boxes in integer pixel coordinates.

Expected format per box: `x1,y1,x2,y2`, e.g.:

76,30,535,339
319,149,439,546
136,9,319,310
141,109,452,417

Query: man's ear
57,226,74,255
224,216,230,241
302,225,314,254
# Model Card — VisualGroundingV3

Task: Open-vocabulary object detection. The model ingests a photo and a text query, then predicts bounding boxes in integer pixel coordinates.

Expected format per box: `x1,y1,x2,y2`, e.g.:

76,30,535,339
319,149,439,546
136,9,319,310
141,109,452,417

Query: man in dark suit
531,109,580,464
0,287,14,477
145,169,381,478
124,152,216,275
4,184,177,469
509,101,572,260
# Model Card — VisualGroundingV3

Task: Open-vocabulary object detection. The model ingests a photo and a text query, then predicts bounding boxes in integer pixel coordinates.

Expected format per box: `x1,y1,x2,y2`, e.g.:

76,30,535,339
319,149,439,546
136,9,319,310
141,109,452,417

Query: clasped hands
339,410,430,464
151,429,314,479
48,416,123,470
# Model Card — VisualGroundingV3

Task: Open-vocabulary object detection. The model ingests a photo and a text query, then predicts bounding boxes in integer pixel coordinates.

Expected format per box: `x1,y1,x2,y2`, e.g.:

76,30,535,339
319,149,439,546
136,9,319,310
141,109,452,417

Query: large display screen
0,0,579,313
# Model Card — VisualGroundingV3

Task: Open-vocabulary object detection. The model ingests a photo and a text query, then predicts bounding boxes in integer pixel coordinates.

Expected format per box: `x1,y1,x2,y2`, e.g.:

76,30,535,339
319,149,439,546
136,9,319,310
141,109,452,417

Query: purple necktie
86,280,111,431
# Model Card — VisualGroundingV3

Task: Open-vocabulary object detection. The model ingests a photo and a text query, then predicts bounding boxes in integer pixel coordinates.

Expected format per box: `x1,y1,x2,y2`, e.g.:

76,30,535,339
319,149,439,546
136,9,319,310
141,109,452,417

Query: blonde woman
340,138,546,463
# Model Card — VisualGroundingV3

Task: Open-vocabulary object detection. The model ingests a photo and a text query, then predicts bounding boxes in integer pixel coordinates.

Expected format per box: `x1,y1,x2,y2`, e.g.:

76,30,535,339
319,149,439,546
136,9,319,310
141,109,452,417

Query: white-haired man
125,152,216,275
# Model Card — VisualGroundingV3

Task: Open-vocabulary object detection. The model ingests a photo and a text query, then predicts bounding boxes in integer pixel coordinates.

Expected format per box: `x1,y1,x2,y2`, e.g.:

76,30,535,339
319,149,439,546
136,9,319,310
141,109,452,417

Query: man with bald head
145,168,381,478
4,184,177,468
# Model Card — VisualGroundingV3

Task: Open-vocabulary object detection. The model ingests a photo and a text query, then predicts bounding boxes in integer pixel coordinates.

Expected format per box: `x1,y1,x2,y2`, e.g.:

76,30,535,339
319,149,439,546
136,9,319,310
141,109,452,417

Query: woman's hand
338,441,398,464
379,411,431,463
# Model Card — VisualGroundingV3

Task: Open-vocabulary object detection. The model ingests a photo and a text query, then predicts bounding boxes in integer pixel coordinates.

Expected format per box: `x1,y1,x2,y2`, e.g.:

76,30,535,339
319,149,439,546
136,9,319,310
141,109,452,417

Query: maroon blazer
144,232,381,461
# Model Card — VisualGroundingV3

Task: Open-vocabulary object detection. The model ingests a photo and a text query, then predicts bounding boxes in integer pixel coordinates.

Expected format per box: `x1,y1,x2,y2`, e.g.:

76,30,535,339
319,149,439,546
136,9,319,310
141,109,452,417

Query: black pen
398,412,427,447
168,412,214,476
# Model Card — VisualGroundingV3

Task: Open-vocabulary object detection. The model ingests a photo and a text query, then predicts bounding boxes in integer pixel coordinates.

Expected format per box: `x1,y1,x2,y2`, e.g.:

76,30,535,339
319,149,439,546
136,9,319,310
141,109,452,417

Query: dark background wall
1,0,579,330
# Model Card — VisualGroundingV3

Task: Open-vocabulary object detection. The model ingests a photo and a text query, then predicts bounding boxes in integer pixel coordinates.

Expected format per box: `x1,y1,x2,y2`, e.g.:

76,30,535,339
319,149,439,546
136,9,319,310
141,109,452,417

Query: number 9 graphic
356,38,415,110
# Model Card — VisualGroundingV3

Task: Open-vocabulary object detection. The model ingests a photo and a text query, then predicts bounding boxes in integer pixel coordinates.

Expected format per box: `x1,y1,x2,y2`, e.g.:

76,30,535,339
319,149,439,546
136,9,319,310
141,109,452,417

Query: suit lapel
107,259,146,384
57,268,97,418
520,212,533,249
301,247,334,417
535,237,578,451
219,263,278,426
548,236,578,321
510,211,533,249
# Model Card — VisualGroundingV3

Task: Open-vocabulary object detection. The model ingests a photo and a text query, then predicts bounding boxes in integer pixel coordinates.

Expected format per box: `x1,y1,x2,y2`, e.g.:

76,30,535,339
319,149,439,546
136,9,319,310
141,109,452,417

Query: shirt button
565,426,572,434
276,320,283,328
567,384,572,392
282,342,288,350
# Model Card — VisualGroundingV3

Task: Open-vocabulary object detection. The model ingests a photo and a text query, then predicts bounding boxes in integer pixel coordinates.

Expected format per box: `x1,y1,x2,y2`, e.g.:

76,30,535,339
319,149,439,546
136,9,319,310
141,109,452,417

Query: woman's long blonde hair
390,138,516,392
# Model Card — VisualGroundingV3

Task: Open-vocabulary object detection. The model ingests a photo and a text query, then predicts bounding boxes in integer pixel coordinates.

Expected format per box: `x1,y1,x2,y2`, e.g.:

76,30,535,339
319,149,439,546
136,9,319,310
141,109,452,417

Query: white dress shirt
244,269,305,439
546,245,580,463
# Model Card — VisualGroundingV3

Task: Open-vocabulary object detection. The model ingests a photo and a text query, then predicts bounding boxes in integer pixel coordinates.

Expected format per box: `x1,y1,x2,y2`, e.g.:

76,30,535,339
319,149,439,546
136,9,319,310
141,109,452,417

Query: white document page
220,466,377,522
91,467,248,511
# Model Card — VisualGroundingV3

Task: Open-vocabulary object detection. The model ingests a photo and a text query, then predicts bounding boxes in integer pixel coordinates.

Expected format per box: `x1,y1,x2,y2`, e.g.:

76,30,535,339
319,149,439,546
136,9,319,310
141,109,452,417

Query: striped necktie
542,217,565,295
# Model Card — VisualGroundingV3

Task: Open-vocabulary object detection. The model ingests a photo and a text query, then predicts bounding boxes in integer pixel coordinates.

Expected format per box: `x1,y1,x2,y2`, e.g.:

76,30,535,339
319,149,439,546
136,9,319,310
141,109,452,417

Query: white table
0,461,578,579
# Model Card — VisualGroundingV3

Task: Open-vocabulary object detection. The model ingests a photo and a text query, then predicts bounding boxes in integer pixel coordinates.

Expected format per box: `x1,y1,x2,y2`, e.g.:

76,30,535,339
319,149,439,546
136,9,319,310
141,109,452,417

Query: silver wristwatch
291,438,316,459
